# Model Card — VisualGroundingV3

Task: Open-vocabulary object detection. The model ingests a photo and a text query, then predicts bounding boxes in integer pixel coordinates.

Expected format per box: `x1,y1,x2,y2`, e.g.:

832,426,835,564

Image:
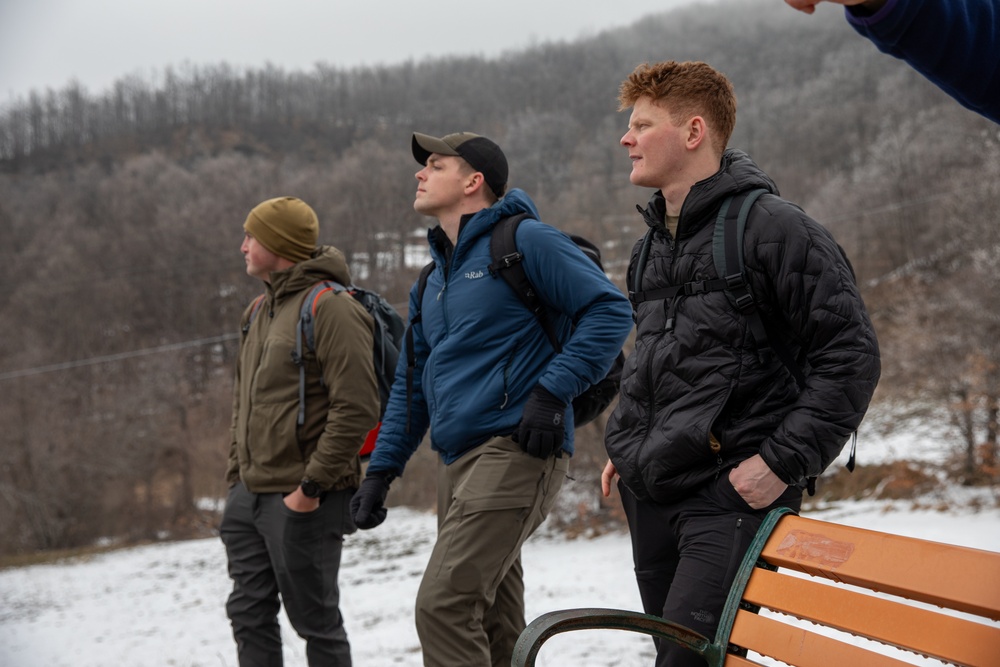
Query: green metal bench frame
513,505,1000,667
512,507,794,667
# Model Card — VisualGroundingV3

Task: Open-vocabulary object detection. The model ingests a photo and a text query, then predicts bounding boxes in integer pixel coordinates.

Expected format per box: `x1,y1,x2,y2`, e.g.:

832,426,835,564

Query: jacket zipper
501,351,513,410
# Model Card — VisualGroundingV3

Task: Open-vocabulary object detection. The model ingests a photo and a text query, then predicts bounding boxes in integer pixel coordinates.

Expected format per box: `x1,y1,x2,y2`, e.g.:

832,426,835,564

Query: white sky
0,0,702,103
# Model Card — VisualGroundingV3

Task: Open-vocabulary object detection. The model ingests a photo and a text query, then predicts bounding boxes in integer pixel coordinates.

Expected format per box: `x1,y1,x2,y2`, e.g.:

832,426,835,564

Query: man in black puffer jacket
602,61,881,667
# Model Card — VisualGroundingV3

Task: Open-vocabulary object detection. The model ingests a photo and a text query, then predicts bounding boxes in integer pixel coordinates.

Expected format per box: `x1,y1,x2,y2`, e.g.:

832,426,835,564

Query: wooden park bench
513,507,1000,667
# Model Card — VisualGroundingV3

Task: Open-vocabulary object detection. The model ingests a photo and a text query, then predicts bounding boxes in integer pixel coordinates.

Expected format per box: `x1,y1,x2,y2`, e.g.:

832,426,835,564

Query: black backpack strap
713,189,806,389
405,261,436,434
570,234,601,265
629,228,657,304
294,281,343,426
486,213,562,352
714,190,770,356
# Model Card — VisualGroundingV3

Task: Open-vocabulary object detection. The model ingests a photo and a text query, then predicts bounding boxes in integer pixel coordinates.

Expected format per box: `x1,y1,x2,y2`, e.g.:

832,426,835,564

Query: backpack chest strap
629,274,740,305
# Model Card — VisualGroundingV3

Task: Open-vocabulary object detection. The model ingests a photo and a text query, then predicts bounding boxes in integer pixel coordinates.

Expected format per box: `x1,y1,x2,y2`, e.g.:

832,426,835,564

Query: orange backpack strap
242,293,267,335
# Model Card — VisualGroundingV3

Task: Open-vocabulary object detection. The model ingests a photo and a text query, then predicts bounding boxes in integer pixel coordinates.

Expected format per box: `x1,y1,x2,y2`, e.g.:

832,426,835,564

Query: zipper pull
665,298,678,331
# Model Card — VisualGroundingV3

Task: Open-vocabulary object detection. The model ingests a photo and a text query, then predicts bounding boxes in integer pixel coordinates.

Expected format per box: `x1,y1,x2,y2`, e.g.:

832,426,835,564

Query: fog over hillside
0,0,996,559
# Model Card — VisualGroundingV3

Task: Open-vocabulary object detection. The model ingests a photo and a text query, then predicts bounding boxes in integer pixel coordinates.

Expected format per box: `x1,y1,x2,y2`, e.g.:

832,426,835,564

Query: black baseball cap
412,132,509,199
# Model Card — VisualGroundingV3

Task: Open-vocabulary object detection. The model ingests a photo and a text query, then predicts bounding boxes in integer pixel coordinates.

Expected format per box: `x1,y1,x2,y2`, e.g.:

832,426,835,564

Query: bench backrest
723,511,1000,667
512,508,1000,667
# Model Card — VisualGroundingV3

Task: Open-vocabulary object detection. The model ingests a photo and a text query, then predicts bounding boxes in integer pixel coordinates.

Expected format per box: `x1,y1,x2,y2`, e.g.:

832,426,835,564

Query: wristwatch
300,478,324,499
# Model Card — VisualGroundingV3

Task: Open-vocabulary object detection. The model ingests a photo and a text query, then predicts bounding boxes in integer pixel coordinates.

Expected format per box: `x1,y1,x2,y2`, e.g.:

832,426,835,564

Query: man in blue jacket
350,131,633,666
785,0,999,123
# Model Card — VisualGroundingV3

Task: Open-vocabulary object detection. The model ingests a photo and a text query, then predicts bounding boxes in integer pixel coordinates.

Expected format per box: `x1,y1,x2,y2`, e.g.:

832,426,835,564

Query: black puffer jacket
605,150,881,504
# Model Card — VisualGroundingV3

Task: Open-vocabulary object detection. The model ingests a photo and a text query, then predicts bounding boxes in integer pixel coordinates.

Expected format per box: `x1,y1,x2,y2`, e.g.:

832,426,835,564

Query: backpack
404,213,626,433
629,188,854,489
246,280,405,459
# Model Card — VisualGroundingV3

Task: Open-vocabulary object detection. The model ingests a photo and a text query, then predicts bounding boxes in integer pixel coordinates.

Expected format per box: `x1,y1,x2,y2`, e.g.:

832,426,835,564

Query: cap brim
412,133,460,165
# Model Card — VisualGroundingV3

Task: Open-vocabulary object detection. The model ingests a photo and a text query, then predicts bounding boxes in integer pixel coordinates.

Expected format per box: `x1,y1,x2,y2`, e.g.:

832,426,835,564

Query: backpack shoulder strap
299,280,345,353
629,228,658,304
293,280,345,426
712,188,767,292
405,261,436,434
713,189,805,389
243,293,267,335
486,212,561,352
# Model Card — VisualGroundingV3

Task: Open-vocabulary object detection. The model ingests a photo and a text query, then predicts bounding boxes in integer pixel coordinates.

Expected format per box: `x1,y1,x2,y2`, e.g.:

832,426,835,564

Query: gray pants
415,436,568,667
220,482,355,667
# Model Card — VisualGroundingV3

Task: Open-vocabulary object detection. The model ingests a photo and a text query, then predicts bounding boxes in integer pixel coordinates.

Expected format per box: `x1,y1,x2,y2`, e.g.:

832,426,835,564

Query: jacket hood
269,245,353,299
492,187,541,221
463,187,541,237
641,149,780,237
427,188,542,264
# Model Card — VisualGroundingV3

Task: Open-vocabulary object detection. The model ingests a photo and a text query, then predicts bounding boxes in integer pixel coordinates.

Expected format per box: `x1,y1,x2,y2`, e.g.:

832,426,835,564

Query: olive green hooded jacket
226,246,379,493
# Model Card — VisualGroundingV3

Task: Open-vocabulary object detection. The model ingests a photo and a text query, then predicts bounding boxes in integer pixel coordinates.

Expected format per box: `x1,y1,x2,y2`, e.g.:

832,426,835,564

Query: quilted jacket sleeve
747,198,881,486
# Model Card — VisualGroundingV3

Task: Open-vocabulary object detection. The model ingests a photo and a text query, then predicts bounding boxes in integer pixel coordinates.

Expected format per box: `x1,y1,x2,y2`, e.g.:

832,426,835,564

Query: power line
0,295,412,381
0,333,239,382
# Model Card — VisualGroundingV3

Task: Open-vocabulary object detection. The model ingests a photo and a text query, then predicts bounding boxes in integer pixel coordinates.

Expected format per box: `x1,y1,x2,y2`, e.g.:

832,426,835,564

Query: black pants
220,482,356,667
619,473,801,667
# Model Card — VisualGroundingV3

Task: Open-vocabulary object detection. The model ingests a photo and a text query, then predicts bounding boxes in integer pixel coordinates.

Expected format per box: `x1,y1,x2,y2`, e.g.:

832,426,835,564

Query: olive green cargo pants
415,435,568,667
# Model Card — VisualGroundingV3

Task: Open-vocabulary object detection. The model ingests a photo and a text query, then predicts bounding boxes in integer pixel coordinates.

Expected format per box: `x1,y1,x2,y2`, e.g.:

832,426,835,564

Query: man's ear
686,116,707,151
464,171,486,196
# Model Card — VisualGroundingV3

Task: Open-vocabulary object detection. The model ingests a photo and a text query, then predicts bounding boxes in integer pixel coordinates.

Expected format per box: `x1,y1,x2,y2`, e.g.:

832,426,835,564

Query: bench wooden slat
742,567,1000,665
729,610,916,667
761,515,1000,620
513,509,1000,667
722,655,765,667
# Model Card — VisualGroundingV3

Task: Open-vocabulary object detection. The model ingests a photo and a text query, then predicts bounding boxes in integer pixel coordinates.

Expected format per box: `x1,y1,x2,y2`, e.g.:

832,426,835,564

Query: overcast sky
0,0,705,103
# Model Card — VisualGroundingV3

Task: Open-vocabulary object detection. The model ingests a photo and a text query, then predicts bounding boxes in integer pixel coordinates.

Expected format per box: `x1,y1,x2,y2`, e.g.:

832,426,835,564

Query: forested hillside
1,0,996,556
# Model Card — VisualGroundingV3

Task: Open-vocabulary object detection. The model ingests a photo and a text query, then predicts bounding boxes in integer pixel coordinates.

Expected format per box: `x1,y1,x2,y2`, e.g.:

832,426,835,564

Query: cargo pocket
279,503,324,583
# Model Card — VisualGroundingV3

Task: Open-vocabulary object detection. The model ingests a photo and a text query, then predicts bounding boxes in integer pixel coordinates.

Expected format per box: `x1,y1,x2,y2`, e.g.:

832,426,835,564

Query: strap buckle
488,251,522,277
733,293,755,312
499,251,522,268
724,273,744,289
684,280,707,295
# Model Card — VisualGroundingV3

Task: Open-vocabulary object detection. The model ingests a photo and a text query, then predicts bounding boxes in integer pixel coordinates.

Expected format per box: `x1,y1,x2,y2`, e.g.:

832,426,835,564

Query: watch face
301,480,322,498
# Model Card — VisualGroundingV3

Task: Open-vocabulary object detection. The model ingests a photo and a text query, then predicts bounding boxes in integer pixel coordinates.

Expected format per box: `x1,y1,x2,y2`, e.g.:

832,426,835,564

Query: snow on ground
1,492,999,667
845,404,957,466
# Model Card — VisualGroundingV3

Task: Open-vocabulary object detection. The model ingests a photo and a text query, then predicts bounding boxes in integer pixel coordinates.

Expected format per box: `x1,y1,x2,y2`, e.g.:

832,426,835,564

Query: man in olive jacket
222,196,379,666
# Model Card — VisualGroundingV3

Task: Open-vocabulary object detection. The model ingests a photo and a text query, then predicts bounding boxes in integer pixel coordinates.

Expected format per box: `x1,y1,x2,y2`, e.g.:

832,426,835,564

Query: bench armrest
511,607,714,667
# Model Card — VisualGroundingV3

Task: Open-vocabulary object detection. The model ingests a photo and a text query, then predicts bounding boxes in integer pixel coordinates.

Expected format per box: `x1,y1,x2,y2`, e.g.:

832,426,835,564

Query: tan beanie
243,196,319,263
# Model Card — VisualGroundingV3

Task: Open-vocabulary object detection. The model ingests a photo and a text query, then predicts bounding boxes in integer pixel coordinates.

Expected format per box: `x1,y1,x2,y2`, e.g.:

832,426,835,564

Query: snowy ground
2,490,999,667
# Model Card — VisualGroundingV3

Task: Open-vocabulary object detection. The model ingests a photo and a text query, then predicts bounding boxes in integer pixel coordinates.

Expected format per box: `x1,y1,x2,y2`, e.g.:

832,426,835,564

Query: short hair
618,61,737,155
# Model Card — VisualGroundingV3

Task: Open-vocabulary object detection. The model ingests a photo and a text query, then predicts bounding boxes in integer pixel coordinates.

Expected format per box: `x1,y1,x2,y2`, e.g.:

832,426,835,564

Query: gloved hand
350,472,393,529
515,385,568,459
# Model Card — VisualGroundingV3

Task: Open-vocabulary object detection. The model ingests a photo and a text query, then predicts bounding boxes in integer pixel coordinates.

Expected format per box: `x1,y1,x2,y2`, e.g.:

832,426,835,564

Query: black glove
350,473,392,529
515,386,568,459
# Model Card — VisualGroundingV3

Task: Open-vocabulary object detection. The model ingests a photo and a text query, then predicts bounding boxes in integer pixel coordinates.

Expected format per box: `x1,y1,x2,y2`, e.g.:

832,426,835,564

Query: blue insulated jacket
367,189,633,477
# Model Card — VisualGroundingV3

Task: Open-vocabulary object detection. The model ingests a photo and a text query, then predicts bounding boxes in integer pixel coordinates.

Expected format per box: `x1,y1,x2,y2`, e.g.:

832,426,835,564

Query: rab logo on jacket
464,270,485,280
